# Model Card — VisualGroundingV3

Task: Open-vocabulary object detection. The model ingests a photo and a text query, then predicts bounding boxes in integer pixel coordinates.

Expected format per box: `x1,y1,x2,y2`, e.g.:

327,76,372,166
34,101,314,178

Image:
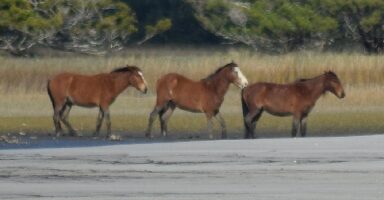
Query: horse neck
109,72,131,95
301,75,326,100
203,72,231,99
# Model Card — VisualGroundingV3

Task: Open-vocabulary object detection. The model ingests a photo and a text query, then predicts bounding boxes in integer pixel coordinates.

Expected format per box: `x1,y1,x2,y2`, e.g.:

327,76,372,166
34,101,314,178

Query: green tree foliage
1,0,383,55
125,0,208,44
313,0,384,52
52,0,138,54
191,0,338,52
0,0,62,55
0,0,139,55
191,0,384,52
138,18,172,44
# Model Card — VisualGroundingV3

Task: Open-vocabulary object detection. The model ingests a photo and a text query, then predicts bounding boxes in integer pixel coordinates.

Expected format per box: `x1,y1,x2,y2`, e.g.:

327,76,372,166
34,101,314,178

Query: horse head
225,62,248,89
129,66,148,94
324,71,345,98
112,66,148,94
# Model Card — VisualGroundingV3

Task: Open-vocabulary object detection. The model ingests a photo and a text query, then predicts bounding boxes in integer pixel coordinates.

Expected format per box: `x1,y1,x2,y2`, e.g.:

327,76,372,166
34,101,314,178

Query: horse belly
263,103,293,117
177,105,203,113
68,95,99,108
173,97,204,113
68,82,101,108
264,108,292,117
73,100,98,108
171,85,205,113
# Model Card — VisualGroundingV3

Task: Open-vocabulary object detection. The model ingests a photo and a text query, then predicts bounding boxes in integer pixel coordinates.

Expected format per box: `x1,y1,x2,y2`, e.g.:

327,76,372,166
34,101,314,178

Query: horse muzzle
142,87,148,94
138,83,148,94
237,81,248,89
339,91,346,98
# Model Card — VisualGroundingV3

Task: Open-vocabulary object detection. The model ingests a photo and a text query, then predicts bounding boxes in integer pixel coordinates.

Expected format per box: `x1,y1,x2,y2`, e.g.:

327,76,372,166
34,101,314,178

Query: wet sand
1,135,383,199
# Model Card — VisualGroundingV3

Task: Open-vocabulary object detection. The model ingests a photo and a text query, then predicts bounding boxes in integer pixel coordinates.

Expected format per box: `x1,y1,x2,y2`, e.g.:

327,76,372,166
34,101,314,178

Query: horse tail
241,88,251,138
241,88,249,118
47,80,55,109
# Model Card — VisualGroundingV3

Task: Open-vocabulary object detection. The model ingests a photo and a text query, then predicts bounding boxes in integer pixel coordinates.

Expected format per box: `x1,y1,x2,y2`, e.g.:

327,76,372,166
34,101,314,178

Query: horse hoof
161,131,167,137
145,133,153,139
69,132,77,137
108,134,122,141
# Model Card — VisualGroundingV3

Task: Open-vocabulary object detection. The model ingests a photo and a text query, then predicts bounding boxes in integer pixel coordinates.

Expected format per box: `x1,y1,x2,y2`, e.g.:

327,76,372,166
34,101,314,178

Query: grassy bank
0,48,383,137
1,111,383,138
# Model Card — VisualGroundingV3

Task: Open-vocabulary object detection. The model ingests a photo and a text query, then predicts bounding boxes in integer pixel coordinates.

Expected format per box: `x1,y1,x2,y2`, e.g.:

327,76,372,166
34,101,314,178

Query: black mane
295,78,310,82
325,70,337,77
203,62,237,80
110,66,140,73
295,71,337,83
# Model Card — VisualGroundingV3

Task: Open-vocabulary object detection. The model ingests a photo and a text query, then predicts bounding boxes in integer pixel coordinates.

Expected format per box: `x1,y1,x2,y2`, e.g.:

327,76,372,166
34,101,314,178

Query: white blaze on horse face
138,71,148,92
234,67,248,89
138,71,147,85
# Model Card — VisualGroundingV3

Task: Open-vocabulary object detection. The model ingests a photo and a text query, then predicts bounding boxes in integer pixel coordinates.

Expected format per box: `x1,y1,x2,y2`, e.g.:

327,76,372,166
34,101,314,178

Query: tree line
1,0,383,56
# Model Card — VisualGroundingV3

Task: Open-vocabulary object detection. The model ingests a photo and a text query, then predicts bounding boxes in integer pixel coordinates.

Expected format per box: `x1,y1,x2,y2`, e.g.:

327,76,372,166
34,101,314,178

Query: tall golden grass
0,48,383,137
0,49,383,94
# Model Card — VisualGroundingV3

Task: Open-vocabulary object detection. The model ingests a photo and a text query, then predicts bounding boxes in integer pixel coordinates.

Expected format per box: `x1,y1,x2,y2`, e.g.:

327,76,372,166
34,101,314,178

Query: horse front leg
93,108,104,137
207,118,214,139
300,116,307,137
291,116,301,137
214,112,227,139
104,109,111,139
206,113,214,139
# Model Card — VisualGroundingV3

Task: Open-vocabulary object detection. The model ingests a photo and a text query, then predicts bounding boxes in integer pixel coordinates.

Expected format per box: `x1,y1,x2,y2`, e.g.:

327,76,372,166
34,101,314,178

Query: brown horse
241,71,345,138
47,65,148,138
146,62,248,139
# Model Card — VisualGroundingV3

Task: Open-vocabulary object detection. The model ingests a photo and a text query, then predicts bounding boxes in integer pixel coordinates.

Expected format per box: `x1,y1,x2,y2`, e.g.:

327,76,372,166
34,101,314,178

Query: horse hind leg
300,116,307,137
146,107,161,138
244,108,263,139
146,98,170,138
159,101,176,137
53,109,62,137
53,104,67,137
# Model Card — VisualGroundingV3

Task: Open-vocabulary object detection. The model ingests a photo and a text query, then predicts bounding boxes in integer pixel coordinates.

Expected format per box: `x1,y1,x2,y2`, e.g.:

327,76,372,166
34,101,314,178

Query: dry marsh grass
0,48,383,137
1,49,384,93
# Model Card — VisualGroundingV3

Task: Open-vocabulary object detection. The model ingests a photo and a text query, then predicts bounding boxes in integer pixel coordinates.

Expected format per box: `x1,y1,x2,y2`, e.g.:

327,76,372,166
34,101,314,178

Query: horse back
247,82,319,116
155,73,210,112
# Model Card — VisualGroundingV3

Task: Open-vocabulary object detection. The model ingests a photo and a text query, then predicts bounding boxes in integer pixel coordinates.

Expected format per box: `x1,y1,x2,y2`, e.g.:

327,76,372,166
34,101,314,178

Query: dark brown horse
146,62,248,139
241,71,345,138
47,65,148,138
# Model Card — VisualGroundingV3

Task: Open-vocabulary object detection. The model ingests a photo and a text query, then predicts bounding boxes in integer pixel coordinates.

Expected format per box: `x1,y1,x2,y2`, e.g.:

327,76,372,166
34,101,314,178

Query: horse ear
231,60,238,67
